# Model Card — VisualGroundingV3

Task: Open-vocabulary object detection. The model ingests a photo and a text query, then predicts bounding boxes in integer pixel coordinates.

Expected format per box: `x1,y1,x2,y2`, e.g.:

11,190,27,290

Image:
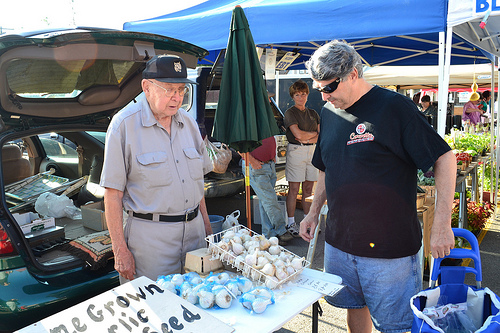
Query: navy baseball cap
142,55,196,84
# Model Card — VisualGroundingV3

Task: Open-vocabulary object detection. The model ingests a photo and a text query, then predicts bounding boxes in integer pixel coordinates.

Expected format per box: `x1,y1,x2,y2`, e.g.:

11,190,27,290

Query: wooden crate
418,197,435,258
416,193,426,209
420,185,436,198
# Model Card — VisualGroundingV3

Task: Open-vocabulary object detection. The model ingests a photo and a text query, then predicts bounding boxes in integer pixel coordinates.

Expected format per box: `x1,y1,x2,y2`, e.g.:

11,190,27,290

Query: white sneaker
286,223,300,237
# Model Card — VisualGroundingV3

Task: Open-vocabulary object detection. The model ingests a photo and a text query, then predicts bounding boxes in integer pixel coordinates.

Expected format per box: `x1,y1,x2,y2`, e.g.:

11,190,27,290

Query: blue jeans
324,243,422,333
242,160,286,238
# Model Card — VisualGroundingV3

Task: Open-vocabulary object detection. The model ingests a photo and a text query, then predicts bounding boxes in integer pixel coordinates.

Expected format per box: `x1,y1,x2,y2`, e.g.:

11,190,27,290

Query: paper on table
294,268,344,297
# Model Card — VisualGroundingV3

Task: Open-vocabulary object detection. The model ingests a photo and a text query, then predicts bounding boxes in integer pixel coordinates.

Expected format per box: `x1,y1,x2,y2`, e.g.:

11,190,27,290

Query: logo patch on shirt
347,123,374,145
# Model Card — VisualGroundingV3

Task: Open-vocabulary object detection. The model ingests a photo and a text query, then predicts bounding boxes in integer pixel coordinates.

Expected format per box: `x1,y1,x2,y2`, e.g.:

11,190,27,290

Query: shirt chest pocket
183,147,203,181
136,151,172,187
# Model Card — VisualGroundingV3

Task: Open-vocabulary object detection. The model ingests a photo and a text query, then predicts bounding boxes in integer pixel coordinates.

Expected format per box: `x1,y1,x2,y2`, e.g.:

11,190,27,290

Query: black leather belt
132,206,199,222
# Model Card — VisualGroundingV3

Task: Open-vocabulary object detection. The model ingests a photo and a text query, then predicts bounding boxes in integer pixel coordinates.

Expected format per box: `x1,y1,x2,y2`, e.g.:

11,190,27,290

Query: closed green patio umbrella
212,5,280,228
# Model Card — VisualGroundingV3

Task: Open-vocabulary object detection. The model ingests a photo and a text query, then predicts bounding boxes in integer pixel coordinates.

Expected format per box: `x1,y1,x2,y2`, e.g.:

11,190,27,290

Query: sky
0,0,206,33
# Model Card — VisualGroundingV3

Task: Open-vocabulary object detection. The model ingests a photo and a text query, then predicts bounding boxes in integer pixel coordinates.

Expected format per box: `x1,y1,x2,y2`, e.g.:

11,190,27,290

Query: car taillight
0,227,14,255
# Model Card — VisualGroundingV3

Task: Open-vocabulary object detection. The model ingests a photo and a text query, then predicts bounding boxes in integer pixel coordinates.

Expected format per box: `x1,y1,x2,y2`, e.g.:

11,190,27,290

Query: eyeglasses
313,78,341,94
148,80,189,98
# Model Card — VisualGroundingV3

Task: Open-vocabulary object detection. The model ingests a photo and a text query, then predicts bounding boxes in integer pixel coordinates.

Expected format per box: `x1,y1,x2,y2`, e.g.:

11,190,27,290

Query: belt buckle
185,211,189,222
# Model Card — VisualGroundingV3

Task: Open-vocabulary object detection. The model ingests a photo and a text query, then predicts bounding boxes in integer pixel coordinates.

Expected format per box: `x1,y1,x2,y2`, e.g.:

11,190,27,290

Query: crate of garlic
205,225,310,289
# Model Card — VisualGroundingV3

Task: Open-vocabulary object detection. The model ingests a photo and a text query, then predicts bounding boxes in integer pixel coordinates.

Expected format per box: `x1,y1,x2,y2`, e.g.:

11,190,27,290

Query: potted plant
451,199,494,236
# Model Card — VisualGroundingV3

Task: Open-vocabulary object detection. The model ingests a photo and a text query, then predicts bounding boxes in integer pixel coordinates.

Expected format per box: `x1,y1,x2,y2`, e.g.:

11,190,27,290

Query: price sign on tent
276,52,301,71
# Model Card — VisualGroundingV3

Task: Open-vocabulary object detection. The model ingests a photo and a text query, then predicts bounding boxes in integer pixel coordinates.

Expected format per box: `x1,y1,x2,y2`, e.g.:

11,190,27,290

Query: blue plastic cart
410,228,500,332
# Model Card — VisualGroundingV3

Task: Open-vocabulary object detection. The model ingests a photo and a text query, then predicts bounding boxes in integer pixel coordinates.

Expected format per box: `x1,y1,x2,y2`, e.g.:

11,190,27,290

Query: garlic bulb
231,236,242,244
241,234,252,243
182,288,198,305
275,267,288,281
250,287,274,300
240,229,251,236
259,237,271,250
234,255,245,270
222,230,236,239
215,289,232,309
171,274,184,286
269,236,279,246
198,290,215,309
245,251,258,266
231,240,245,255
217,272,230,284
251,298,273,314
255,256,269,269
291,257,304,270
268,245,281,256
261,263,275,276
265,276,279,289
159,280,177,294
225,281,242,297
273,259,285,269
217,241,230,251
237,277,254,293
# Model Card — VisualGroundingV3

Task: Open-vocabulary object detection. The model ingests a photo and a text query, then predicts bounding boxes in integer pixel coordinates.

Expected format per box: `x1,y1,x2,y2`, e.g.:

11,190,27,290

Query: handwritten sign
16,276,234,333
294,269,344,297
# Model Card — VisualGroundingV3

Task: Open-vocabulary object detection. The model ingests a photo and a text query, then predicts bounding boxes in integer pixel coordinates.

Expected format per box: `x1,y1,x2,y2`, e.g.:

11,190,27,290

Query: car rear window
6,59,141,98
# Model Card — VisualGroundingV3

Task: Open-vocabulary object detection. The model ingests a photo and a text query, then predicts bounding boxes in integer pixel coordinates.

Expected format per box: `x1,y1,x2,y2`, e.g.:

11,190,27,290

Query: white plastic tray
205,225,311,289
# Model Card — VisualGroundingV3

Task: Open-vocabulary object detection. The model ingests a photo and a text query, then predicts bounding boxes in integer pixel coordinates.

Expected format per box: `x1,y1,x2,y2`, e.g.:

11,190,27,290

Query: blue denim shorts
324,243,422,333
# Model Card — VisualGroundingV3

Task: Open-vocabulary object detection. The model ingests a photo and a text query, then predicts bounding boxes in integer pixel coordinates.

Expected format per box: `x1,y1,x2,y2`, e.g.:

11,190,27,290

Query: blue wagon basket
410,228,500,332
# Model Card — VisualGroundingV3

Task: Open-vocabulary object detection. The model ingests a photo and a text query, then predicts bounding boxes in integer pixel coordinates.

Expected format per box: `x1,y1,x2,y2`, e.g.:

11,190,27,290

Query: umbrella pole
245,152,252,229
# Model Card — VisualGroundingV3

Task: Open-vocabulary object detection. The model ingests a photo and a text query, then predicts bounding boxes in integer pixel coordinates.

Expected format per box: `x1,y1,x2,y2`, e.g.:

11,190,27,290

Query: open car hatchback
0,28,207,332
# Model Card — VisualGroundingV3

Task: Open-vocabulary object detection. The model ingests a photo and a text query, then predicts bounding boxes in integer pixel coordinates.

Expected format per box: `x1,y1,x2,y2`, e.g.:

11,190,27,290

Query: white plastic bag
204,137,232,174
35,192,81,219
222,210,241,230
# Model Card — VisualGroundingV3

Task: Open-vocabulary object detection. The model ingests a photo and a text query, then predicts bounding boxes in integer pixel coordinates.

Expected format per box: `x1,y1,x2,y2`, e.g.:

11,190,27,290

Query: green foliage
445,132,492,154
478,162,498,191
454,190,471,200
417,169,435,186
451,199,494,234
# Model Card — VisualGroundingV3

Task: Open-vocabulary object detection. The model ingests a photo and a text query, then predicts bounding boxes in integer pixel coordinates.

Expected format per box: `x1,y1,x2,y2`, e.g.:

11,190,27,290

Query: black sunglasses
314,78,341,94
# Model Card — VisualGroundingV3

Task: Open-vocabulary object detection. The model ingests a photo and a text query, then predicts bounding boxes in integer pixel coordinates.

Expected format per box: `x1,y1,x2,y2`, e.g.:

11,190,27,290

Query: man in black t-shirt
300,41,457,333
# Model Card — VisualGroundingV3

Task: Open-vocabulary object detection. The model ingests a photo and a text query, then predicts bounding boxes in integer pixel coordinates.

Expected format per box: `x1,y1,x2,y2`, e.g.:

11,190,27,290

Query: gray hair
305,40,364,81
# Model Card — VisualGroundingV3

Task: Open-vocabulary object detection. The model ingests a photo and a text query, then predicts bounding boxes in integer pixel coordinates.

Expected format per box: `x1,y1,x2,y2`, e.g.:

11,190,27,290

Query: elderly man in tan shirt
100,55,213,283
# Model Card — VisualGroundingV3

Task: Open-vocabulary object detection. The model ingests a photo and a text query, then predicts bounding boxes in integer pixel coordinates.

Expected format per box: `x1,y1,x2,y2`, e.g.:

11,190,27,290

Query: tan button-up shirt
100,95,213,214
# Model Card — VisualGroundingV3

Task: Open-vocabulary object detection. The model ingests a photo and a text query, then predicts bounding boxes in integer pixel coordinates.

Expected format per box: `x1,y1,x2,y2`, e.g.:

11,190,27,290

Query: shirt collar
140,97,185,129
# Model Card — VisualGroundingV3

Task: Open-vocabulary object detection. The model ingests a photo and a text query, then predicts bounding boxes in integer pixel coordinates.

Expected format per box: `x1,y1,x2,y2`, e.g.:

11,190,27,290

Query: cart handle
430,228,482,286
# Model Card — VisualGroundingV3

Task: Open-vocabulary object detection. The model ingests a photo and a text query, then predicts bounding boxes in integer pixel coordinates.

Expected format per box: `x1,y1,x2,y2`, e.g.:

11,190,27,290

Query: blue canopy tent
124,0,494,135
124,0,490,67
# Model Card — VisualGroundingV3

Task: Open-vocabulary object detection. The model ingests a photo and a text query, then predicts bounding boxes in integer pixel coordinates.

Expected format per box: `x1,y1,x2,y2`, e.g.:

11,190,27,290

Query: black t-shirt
284,106,320,144
312,86,451,258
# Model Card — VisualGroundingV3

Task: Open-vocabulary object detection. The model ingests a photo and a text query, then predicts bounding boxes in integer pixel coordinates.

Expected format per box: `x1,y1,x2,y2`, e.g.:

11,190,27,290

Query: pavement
205,182,500,333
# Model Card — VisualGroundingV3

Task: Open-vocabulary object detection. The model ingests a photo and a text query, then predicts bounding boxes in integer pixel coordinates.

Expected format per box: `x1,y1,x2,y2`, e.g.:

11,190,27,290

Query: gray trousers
119,213,206,284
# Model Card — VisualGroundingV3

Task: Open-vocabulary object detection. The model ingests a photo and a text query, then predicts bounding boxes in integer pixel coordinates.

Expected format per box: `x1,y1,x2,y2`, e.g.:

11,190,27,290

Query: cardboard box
13,212,40,226
184,247,223,275
81,201,107,231
21,217,55,234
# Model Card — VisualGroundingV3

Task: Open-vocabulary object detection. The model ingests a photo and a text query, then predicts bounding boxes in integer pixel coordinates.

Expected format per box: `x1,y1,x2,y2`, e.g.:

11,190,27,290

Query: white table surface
204,268,343,333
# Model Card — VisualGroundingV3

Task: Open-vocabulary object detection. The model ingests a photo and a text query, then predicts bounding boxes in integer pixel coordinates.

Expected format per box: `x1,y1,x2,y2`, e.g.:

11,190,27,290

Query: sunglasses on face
313,78,341,94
